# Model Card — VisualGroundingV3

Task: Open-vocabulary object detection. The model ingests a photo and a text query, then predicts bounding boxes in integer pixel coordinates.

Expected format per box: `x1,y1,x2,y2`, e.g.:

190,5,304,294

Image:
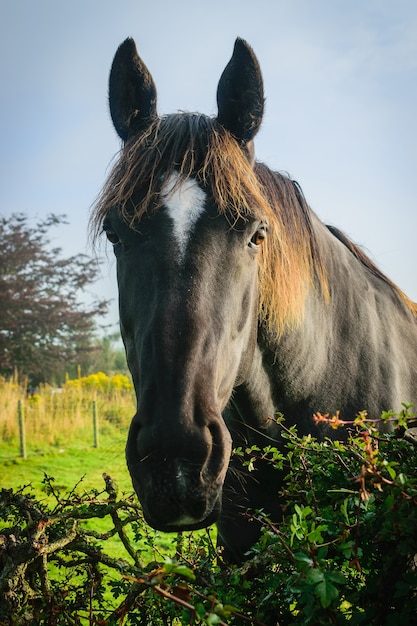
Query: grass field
1,372,135,490
1,432,132,497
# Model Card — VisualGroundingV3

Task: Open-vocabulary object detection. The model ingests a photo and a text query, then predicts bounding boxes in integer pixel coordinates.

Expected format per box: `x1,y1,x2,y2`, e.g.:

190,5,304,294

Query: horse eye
250,226,267,248
105,231,120,245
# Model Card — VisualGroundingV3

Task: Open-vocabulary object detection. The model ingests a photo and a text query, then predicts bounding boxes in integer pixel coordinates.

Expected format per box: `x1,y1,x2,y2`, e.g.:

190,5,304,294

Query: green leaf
340,540,355,559
294,552,314,566
306,569,324,584
214,602,234,618
171,564,196,581
327,570,346,584
307,524,327,544
294,504,303,517
294,503,312,519
195,603,206,618
397,473,407,485
315,579,339,608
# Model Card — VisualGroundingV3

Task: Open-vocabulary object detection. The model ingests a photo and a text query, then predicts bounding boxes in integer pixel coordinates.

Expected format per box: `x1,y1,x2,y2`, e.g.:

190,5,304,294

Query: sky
1,0,416,332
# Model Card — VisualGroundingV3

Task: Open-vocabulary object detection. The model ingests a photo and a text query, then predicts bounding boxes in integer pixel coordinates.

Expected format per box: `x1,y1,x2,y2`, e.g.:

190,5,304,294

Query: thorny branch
0,475,143,623
1,476,270,626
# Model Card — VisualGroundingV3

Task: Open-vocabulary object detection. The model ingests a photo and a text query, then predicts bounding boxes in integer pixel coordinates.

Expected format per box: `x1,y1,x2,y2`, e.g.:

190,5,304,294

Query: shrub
64,372,133,393
1,407,416,625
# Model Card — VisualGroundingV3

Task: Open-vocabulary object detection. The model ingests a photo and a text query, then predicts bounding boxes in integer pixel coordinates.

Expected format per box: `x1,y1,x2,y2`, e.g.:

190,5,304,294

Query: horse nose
129,411,232,472
143,460,210,527
126,413,233,530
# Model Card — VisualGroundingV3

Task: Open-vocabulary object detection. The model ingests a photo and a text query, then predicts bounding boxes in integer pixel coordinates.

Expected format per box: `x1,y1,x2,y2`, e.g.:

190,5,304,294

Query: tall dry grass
0,372,136,450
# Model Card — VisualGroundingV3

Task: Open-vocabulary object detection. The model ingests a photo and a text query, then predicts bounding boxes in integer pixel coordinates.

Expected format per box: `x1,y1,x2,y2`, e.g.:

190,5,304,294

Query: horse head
102,38,267,531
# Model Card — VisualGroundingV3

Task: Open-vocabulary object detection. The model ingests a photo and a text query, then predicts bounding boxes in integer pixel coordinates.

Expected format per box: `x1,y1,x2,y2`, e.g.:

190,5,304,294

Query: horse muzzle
130,466,223,531
125,413,232,531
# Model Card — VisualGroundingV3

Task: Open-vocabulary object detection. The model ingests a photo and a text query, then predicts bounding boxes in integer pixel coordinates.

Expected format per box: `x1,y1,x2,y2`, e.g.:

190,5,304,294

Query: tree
87,333,129,375
0,213,108,385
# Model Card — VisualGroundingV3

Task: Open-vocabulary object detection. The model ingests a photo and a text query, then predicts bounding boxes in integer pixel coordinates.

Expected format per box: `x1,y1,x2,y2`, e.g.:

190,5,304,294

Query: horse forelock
91,112,330,337
92,113,268,226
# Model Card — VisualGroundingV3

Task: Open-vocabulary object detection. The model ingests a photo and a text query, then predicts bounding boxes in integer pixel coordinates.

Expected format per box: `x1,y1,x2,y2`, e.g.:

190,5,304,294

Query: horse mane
327,225,417,317
253,163,329,330
90,113,332,336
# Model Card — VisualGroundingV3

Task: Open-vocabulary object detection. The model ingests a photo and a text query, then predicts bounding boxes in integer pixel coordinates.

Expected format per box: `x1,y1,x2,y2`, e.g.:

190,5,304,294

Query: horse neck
231,215,338,440
256,214,417,426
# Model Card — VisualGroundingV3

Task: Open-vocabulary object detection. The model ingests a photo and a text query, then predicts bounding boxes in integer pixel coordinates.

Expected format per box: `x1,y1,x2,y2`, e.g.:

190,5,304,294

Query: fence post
17,400,27,459
92,401,99,448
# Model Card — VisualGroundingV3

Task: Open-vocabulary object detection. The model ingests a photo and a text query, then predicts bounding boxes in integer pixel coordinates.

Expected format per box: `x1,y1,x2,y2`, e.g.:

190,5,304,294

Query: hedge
1,406,416,625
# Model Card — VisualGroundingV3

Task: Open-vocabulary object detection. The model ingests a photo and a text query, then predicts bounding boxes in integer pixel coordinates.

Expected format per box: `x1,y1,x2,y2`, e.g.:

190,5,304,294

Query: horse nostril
209,420,232,448
205,420,232,478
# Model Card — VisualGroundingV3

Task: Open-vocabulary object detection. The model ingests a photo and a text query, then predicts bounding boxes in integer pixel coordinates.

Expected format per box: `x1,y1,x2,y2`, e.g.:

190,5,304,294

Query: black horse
92,37,417,562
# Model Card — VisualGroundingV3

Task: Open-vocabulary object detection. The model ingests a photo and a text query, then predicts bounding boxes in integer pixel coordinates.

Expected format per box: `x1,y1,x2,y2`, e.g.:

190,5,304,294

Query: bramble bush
1,406,416,625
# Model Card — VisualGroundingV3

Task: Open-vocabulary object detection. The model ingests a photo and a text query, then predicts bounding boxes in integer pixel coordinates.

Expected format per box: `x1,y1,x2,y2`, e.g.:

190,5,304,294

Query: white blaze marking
162,173,206,258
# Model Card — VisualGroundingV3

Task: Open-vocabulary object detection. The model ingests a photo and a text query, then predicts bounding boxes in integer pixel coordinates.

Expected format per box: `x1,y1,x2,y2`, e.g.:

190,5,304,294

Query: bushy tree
0,213,108,385
87,333,129,376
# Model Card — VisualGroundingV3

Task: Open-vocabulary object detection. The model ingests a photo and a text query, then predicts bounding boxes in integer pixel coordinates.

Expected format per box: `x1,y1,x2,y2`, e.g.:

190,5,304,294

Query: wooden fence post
92,401,99,448
17,400,27,459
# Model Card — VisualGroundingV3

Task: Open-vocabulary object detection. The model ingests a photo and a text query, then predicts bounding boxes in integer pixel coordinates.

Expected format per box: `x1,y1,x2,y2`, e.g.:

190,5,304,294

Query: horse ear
217,38,264,145
109,38,157,141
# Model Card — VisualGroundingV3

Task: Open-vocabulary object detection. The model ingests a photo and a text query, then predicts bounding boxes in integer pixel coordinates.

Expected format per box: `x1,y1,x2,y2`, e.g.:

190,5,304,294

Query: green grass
0,428,131,494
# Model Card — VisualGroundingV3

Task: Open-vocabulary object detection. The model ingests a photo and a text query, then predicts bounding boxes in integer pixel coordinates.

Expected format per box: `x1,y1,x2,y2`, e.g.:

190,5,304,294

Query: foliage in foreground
1,407,417,626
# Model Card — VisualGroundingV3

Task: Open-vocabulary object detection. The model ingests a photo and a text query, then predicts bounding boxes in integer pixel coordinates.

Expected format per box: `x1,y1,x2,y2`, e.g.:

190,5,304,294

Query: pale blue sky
1,0,416,330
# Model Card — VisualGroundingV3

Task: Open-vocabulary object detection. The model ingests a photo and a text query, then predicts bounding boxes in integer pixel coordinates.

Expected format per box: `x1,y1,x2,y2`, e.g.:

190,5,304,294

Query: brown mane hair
91,113,330,336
